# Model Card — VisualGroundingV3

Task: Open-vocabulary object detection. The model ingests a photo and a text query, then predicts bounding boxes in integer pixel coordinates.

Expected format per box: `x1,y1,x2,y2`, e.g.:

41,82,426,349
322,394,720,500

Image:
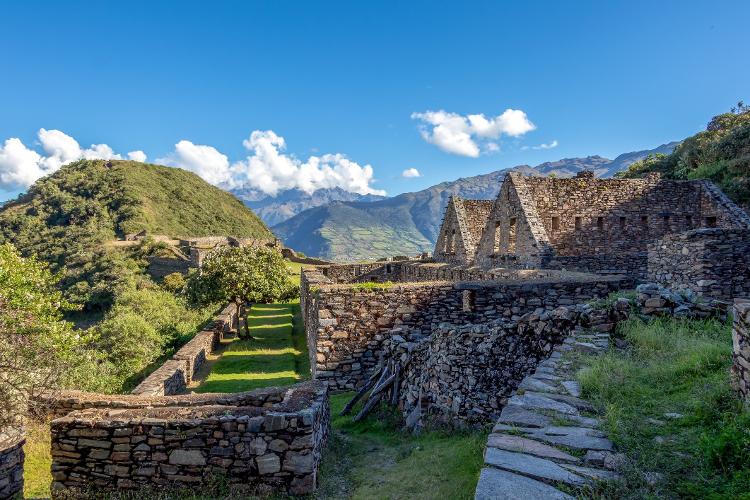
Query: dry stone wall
733,299,750,405
0,430,24,499
130,303,239,396
49,382,329,497
301,266,628,391
648,228,750,300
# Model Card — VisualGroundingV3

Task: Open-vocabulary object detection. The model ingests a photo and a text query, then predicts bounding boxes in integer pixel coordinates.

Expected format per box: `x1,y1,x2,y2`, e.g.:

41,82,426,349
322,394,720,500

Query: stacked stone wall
733,299,750,404
131,303,239,396
648,228,750,300
0,430,24,499
49,382,329,497
301,266,628,391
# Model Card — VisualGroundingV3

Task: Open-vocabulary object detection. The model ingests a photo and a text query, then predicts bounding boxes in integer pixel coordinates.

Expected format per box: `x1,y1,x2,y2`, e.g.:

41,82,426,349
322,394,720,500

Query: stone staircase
475,330,622,499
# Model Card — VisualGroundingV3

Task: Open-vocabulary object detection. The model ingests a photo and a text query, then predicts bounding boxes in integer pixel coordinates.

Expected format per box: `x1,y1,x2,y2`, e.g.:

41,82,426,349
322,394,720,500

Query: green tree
186,246,298,306
0,243,88,428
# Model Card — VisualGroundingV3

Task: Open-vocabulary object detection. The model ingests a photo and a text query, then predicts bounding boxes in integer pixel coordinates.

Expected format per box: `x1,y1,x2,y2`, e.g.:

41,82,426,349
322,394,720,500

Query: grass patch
316,393,486,499
195,302,309,393
577,317,750,498
23,420,51,499
352,281,394,292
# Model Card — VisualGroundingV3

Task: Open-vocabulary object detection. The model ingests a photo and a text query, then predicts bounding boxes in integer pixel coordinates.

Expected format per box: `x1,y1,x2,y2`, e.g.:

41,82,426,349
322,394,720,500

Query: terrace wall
0,431,24,499
733,299,750,404
49,382,329,497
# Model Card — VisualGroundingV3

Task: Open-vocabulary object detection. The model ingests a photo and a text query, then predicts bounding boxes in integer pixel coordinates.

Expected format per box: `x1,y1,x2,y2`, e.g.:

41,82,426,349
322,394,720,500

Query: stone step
561,381,581,397
515,426,615,451
487,433,580,463
474,467,574,500
497,405,552,428
518,377,561,394
508,393,579,416
531,372,561,381
484,448,588,487
523,392,595,412
559,463,621,481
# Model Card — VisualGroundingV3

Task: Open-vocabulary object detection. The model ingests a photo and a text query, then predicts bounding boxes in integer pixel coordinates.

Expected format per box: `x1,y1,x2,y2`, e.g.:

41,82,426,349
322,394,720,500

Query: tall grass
578,317,750,498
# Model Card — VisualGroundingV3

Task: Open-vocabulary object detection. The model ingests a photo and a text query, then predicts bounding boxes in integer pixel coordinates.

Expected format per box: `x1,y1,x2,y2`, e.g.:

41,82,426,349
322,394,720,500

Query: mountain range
271,142,679,261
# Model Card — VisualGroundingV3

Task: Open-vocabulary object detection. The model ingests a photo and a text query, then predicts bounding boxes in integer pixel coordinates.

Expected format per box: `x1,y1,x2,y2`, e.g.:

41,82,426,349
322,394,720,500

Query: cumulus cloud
401,168,421,178
0,129,129,190
522,140,559,151
231,130,385,196
127,150,147,162
158,141,232,186
411,108,536,157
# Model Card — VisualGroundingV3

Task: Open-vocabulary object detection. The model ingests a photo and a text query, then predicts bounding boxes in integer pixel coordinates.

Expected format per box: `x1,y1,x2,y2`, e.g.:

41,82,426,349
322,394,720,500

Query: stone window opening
619,216,626,230
663,215,670,227
706,216,717,228
685,215,693,228
449,230,456,253
508,218,517,253
443,231,450,253
641,215,648,230
493,221,501,254
462,290,476,312
596,217,604,231
385,264,392,274
575,217,582,230
551,216,560,231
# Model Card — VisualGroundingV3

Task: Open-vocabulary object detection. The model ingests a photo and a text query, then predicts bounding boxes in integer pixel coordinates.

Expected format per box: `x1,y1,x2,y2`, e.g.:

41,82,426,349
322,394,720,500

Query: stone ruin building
433,197,493,265
435,171,750,298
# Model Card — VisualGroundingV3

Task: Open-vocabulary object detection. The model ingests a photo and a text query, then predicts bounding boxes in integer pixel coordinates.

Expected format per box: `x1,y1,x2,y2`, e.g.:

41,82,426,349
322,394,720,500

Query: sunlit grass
23,420,51,499
195,302,309,393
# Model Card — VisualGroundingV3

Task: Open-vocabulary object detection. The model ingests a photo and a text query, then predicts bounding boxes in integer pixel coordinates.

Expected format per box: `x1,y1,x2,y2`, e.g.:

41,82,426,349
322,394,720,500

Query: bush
186,246,297,306
161,272,187,293
0,243,88,427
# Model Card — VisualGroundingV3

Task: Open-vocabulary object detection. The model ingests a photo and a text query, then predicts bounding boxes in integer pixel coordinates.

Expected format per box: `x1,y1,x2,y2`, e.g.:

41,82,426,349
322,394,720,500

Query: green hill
0,159,272,309
620,102,750,210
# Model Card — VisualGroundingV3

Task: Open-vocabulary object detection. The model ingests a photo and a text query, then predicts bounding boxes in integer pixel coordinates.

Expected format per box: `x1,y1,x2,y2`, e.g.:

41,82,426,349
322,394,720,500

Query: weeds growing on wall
577,317,750,498
351,280,394,292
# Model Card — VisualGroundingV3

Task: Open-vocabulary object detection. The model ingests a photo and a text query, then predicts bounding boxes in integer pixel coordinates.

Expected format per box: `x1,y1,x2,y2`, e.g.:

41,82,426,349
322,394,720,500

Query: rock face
0,431,24,499
48,381,330,497
733,299,750,404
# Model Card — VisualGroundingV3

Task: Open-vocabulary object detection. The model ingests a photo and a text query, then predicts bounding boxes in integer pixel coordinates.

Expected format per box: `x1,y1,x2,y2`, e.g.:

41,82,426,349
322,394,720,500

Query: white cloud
127,150,147,162
522,140,559,151
402,168,421,178
158,141,231,186
231,130,385,196
411,108,536,157
0,129,128,190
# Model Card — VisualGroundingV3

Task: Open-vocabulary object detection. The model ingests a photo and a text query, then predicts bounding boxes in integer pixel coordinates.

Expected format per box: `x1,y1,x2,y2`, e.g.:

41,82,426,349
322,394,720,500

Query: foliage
0,159,272,311
87,287,216,392
186,246,298,306
161,272,187,293
577,317,749,498
0,243,88,428
352,280,394,291
619,101,750,208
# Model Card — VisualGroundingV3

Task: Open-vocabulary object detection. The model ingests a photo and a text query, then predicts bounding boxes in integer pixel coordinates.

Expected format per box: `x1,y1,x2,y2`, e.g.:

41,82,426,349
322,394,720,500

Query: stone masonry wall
648,228,750,300
49,381,329,497
0,430,24,499
301,266,628,391
131,303,239,396
732,299,750,405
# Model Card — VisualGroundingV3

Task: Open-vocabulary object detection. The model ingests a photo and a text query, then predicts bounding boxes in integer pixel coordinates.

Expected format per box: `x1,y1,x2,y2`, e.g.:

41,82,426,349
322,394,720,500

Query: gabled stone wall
434,197,493,265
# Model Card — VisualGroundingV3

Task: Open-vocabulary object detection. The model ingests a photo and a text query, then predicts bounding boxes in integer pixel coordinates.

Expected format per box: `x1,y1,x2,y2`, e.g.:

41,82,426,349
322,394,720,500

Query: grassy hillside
0,159,271,309
621,102,750,209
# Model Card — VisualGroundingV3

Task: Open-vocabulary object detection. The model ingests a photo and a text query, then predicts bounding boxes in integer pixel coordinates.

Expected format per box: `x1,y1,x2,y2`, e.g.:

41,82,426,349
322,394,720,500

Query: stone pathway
475,330,622,499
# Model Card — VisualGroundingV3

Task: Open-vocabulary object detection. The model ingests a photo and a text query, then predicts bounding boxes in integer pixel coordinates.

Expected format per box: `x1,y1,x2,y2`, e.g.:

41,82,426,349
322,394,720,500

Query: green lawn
577,317,750,499
195,302,310,393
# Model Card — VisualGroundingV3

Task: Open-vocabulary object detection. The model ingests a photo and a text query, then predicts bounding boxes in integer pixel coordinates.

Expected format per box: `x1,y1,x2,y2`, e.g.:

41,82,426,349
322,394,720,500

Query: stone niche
48,381,329,497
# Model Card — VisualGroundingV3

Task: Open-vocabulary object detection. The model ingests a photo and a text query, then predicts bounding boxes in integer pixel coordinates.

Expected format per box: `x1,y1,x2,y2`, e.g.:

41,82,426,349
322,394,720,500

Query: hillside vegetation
0,159,271,310
621,102,750,209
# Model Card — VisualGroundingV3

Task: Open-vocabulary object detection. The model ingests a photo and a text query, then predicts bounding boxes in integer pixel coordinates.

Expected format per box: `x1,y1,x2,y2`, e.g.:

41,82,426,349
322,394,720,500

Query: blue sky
1,0,748,201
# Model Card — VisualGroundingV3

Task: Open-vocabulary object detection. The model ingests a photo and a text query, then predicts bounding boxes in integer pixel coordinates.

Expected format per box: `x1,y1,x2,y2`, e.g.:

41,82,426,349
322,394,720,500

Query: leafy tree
186,246,298,306
0,243,88,428
161,272,187,293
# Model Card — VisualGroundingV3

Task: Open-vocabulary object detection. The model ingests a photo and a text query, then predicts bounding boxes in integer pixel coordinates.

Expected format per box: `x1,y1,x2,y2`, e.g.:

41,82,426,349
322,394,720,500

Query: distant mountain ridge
272,142,679,261
231,187,386,226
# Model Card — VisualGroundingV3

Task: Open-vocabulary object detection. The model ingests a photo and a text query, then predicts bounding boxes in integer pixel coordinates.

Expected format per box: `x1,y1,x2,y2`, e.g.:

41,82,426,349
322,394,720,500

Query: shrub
0,243,88,427
161,272,187,293
186,246,297,306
